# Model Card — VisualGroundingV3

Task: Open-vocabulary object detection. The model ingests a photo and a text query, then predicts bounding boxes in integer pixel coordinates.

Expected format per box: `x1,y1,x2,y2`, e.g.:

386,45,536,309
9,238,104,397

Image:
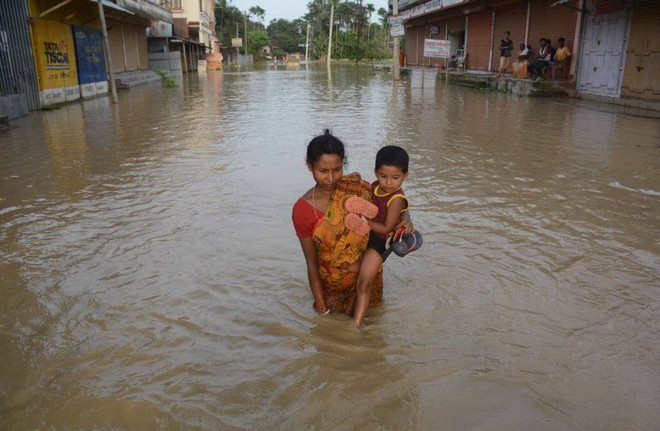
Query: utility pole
97,0,117,103
393,0,400,81
244,11,248,63
305,24,311,62
236,22,240,64
327,2,334,68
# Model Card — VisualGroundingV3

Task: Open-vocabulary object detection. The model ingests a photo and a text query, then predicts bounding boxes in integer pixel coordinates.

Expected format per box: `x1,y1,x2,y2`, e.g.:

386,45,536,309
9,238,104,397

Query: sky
227,1,311,24
227,1,387,24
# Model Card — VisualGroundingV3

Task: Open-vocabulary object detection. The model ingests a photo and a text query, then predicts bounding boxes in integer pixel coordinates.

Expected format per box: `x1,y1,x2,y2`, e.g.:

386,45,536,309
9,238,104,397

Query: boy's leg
353,248,384,328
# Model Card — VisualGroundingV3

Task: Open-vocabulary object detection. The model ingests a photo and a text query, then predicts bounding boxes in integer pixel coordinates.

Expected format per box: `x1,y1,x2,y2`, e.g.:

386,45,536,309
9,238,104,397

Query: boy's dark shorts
367,233,390,262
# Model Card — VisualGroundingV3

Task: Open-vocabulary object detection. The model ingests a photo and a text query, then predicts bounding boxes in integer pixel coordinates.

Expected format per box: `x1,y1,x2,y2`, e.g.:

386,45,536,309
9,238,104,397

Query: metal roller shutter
124,23,139,70
527,0,578,55
108,23,125,72
405,27,417,67
137,27,148,69
467,11,492,71
493,1,528,61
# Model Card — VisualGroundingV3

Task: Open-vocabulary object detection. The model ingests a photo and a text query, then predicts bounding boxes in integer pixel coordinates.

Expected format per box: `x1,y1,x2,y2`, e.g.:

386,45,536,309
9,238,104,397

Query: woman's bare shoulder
299,187,313,203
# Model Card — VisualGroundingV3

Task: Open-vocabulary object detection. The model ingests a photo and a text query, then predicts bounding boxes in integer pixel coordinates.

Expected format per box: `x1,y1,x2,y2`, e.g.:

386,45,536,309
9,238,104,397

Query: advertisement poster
389,16,405,37
424,39,451,58
32,20,80,105
425,0,443,14
73,26,107,98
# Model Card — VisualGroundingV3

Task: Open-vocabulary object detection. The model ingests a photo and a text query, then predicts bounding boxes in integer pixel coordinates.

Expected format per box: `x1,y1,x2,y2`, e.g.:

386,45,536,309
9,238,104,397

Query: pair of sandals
344,196,423,257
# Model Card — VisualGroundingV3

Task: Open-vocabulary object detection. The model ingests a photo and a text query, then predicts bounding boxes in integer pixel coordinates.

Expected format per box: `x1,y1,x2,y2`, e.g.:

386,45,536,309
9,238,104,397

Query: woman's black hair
306,129,347,166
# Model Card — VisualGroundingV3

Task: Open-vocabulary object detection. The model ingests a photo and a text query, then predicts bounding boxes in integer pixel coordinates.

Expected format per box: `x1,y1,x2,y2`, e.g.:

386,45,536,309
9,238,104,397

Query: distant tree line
214,0,392,61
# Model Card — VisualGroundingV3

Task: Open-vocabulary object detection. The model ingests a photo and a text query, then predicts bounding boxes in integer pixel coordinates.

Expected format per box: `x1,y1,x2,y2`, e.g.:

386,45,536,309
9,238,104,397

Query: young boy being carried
346,146,412,328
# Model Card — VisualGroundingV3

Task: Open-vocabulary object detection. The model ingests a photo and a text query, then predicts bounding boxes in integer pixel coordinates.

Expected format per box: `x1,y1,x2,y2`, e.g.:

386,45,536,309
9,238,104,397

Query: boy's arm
397,207,414,233
298,237,328,313
365,197,408,236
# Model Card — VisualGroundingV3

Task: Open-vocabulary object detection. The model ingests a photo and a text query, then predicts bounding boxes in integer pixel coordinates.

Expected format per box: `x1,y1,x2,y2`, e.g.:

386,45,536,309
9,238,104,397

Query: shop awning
90,0,134,15
30,0,133,22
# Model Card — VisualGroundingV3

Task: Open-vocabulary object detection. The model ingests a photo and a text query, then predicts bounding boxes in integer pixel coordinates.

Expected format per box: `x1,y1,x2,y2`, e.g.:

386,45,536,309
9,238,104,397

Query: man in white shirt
528,38,551,81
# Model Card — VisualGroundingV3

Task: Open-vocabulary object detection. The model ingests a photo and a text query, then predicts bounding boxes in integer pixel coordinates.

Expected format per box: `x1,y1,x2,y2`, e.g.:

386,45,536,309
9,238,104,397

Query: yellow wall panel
31,19,80,105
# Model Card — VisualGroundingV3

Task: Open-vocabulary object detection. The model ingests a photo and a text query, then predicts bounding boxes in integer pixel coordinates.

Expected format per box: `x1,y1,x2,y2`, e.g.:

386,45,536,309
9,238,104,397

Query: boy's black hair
375,145,409,173
306,129,347,166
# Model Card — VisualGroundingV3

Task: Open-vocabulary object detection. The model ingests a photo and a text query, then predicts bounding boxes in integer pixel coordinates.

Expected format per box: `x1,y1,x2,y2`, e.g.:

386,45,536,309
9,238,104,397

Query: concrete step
447,74,490,88
114,70,162,89
556,80,576,89
529,87,568,97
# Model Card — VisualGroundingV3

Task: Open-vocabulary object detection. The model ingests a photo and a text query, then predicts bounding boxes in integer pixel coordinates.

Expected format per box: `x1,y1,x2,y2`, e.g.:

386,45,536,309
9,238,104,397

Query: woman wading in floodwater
292,130,412,317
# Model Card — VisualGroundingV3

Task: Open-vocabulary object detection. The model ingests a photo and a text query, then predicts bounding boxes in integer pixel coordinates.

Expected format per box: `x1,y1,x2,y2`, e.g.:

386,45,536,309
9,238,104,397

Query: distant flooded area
1,64,659,430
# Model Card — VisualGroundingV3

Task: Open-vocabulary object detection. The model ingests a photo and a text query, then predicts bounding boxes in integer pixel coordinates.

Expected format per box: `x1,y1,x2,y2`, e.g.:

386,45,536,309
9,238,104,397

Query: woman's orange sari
312,173,383,314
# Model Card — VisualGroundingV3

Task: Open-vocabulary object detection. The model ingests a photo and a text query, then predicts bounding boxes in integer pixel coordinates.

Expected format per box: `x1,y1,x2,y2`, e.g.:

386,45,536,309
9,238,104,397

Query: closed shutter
405,27,417,66
527,0,578,56
467,11,492,71
416,26,425,66
137,26,148,70
621,5,660,100
124,24,139,71
493,1,528,61
108,22,125,72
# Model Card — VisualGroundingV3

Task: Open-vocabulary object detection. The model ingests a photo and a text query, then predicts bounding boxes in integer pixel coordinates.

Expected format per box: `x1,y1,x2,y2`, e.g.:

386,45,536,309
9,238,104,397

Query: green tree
267,19,306,54
215,1,246,53
248,31,269,57
303,0,389,61
248,5,266,30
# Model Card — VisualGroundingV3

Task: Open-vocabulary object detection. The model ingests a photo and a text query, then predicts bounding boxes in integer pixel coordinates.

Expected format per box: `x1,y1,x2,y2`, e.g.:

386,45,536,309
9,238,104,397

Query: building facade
0,0,172,115
397,0,659,103
170,0,217,53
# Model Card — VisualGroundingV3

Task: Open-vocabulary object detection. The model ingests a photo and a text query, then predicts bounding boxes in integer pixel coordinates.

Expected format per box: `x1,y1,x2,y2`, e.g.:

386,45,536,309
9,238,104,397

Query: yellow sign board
31,20,80,105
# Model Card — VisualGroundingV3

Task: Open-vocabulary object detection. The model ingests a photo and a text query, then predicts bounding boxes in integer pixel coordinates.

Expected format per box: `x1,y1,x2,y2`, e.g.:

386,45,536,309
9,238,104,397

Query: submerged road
1,64,659,430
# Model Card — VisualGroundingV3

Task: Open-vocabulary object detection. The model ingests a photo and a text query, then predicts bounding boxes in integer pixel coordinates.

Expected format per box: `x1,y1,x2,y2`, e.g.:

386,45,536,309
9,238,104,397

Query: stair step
114,70,162,89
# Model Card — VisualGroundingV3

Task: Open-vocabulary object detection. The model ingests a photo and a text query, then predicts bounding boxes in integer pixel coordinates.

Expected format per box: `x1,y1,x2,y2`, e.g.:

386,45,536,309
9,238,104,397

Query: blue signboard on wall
72,25,106,96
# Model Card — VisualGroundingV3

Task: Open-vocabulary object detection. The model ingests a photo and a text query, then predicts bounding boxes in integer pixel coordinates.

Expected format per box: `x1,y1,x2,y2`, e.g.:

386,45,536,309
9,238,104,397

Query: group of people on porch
497,31,572,81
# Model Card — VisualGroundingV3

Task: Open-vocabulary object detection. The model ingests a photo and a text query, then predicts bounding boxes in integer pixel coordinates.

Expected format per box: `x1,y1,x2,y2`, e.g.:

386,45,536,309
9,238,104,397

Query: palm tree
365,3,375,43
249,5,265,31
377,7,388,47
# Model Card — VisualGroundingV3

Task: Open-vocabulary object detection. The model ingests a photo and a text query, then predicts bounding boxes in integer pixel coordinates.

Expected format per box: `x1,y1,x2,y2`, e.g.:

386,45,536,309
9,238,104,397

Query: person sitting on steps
528,38,552,81
550,37,572,79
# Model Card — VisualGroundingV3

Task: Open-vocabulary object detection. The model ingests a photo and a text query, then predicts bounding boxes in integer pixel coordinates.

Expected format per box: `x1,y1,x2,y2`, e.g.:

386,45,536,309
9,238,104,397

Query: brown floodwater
1,64,659,430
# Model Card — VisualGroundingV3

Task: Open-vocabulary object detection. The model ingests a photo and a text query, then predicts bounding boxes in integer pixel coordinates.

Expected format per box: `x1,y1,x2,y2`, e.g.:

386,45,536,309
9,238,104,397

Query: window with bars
159,0,182,10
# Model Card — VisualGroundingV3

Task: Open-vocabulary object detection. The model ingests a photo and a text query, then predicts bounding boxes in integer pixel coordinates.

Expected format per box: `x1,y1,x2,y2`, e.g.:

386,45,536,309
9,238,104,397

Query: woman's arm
298,237,328,313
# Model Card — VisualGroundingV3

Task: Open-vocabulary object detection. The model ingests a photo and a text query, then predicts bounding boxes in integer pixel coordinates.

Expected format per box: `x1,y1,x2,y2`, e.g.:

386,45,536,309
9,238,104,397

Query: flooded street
1,65,659,430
